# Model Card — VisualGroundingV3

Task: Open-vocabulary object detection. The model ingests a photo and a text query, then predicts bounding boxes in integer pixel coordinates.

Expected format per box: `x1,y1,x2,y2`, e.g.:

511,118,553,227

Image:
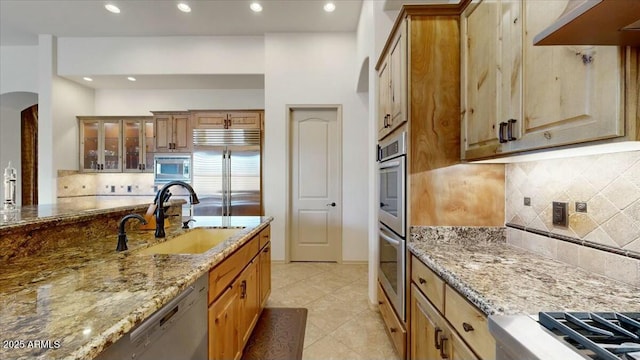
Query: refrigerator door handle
222,150,227,216
226,150,232,216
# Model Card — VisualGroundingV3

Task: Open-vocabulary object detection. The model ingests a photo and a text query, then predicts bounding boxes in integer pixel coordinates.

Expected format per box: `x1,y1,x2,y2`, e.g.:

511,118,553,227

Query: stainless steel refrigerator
192,129,261,216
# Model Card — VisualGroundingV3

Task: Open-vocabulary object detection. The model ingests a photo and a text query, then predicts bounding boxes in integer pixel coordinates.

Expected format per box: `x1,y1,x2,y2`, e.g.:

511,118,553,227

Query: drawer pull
462,322,475,332
418,277,426,285
439,336,449,359
378,300,384,305
434,328,443,350
390,327,397,333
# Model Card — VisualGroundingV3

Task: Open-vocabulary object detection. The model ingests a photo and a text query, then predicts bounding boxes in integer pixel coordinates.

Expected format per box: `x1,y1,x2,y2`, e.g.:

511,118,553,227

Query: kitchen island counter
408,226,640,316
0,214,272,360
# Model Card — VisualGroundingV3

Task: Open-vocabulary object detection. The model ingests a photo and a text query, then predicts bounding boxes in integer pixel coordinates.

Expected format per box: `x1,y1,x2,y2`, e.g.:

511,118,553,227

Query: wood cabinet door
389,29,406,130
511,0,625,152
208,284,239,360
172,114,192,152
461,0,502,159
450,330,479,360
228,112,261,129
410,284,445,360
154,115,172,152
259,243,271,307
378,59,391,140
194,111,227,129
237,259,259,348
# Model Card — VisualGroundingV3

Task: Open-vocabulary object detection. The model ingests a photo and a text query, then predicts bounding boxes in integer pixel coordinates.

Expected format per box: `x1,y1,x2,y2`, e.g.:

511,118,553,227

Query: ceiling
0,0,362,89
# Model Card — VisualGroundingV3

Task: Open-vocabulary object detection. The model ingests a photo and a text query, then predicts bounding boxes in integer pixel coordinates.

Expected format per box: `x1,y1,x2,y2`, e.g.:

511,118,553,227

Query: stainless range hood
533,0,640,46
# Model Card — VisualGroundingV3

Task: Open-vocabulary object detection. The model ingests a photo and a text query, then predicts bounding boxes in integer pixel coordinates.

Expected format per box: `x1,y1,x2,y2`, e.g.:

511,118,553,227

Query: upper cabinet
79,116,154,173
377,29,407,140
461,0,637,161
123,118,155,172
153,111,192,152
193,111,262,130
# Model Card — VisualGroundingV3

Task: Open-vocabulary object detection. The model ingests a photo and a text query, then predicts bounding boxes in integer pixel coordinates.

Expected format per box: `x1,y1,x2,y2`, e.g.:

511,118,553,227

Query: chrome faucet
155,181,200,238
116,214,147,251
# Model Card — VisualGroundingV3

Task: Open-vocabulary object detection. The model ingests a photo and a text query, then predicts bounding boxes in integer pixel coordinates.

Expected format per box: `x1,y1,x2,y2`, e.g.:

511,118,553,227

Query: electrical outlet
552,201,568,227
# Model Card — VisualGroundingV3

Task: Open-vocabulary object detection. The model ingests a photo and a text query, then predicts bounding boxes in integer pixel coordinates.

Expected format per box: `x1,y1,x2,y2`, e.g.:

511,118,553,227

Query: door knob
326,202,336,207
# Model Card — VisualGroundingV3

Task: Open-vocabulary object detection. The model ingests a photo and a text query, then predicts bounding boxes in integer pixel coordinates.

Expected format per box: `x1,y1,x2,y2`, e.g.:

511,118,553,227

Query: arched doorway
0,92,38,206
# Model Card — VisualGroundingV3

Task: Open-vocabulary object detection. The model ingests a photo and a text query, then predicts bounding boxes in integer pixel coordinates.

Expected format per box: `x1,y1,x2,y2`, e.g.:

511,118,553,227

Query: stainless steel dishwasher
96,274,208,360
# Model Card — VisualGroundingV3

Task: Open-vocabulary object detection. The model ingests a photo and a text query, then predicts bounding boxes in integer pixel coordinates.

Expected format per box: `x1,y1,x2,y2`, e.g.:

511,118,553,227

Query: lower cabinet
411,284,478,360
208,225,271,360
378,282,407,359
410,255,494,360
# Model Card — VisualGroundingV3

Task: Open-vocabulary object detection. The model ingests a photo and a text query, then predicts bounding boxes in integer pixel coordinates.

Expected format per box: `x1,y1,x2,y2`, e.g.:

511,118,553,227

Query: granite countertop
0,197,173,230
0,215,272,360
408,226,640,316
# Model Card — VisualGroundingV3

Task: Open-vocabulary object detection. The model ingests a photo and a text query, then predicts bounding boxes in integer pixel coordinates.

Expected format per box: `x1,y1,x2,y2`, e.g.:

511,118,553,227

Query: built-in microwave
154,154,191,184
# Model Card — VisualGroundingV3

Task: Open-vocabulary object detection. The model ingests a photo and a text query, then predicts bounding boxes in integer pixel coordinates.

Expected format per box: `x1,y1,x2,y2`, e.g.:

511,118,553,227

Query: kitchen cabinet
193,111,262,130
258,226,271,307
207,224,271,360
377,27,406,140
411,284,478,360
153,111,192,152
378,283,407,359
461,0,633,160
410,255,493,360
123,118,155,172
79,116,155,173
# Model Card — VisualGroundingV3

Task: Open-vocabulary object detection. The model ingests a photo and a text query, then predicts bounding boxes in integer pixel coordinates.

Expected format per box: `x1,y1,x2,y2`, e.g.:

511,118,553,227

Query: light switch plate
552,201,568,227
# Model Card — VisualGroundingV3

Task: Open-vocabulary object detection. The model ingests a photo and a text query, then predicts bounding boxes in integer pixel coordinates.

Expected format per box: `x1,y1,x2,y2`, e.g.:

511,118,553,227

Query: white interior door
290,108,341,262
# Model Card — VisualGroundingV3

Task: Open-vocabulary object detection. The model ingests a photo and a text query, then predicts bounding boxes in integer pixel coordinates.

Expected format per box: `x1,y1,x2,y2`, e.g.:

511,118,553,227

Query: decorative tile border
506,222,640,261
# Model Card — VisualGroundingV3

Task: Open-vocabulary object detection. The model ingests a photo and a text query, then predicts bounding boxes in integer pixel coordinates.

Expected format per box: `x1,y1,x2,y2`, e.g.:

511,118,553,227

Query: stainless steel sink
136,228,243,255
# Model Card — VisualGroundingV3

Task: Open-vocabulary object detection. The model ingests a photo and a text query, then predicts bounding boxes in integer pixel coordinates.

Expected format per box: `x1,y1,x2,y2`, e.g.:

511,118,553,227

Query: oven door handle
379,229,401,247
379,160,402,170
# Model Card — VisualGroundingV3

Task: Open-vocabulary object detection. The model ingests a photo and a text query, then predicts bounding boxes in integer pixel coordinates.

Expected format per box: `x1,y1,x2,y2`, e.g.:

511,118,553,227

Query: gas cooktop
489,312,640,360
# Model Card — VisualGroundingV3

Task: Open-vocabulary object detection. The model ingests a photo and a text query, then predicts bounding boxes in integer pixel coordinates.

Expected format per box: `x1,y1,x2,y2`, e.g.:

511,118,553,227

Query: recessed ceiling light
104,4,120,14
83,77,93,82
127,77,136,82
324,2,336,12
250,2,262,12
177,3,191,13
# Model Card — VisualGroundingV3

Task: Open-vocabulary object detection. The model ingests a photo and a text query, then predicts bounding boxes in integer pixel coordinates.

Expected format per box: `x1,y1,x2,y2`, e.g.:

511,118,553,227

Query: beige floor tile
268,262,399,360
302,334,364,360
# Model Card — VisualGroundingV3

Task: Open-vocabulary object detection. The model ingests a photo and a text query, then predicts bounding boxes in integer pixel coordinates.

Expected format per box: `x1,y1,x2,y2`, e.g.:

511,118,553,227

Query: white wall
52,76,95,172
0,46,38,95
264,32,369,262
57,36,265,76
94,89,265,115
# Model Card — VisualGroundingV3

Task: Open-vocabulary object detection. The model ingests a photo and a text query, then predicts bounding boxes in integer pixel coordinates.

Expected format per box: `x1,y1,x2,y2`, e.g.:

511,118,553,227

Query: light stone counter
0,215,272,360
409,226,640,316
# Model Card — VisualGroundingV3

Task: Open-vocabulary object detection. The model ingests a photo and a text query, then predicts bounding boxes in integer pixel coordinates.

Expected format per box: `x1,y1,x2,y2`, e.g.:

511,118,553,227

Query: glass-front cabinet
123,118,155,172
79,116,154,173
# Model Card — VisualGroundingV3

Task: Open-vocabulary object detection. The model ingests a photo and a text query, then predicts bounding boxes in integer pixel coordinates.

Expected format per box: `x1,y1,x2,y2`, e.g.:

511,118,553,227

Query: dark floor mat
241,307,308,360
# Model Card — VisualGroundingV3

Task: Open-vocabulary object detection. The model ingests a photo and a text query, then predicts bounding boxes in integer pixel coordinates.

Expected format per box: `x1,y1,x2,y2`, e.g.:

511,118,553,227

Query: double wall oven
377,131,407,321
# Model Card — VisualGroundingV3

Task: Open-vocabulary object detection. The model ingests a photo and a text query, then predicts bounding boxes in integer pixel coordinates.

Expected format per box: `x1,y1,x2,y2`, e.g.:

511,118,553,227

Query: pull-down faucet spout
155,181,200,238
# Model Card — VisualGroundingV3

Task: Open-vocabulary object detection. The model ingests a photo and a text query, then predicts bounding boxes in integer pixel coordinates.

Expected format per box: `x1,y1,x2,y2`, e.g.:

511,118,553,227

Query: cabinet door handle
434,328,443,349
418,277,426,285
263,247,269,253
498,122,508,143
142,164,146,171
378,300,384,305
507,119,517,141
439,336,449,359
389,327,397,333
462,322,475,332
240,280,246,299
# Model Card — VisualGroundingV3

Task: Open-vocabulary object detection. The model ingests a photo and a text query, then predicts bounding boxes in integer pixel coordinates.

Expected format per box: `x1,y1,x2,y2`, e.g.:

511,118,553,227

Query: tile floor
266,262,400,360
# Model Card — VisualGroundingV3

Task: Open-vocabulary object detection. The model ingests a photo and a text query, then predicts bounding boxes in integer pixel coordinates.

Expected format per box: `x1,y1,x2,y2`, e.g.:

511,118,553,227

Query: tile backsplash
505,150,640,286
57,171,157,197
